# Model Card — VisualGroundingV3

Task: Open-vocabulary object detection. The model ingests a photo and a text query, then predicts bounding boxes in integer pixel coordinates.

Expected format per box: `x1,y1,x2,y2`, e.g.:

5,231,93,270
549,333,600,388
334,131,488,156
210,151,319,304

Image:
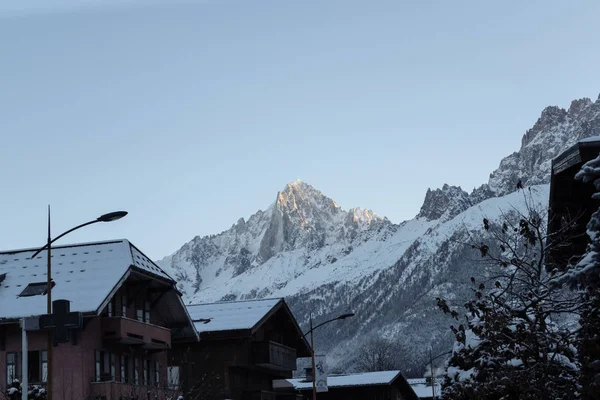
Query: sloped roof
274,370,403,390
0,239,173,320
406,378,442,398
187,298,281,333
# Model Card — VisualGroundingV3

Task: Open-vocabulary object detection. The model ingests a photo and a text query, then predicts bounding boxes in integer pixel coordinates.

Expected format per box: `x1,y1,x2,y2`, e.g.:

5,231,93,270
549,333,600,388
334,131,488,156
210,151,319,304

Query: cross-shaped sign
39,299,83,345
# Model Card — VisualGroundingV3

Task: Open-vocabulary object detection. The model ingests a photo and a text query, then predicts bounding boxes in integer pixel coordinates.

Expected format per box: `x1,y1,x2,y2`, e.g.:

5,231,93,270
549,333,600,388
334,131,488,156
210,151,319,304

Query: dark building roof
186,297,312,356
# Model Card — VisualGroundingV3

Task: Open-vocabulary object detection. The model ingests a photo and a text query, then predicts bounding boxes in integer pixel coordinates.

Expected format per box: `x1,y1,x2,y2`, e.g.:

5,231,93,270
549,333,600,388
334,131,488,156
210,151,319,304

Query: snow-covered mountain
157,94,600,375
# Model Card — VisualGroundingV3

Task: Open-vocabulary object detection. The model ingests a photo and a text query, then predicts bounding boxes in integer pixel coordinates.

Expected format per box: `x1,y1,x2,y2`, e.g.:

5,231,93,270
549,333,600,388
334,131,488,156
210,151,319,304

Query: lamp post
30,208,127,400
428,349,452,400
303,313,354,400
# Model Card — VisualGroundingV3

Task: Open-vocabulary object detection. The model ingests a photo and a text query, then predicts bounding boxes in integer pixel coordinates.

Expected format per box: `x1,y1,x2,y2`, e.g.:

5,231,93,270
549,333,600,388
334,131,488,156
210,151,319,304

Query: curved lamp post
30,208,127,400
303,313,355,400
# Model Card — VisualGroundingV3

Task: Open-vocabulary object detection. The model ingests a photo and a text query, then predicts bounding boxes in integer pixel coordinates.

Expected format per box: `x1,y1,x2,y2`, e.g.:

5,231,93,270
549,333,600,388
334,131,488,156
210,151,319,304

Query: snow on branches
437,188,580,399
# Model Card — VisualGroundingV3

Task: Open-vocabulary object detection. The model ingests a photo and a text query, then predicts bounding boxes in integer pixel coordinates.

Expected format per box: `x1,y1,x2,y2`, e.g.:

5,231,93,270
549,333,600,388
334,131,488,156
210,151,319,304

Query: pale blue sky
1,0,599,259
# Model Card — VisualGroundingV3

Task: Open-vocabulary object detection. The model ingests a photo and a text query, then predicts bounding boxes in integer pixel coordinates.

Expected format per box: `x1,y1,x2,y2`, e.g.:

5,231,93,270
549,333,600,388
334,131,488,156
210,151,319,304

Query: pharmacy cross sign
39,299,83,345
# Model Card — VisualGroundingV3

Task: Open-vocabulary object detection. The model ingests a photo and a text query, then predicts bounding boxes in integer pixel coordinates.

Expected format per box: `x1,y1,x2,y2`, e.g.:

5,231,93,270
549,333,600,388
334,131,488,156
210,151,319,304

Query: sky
1,0,599,260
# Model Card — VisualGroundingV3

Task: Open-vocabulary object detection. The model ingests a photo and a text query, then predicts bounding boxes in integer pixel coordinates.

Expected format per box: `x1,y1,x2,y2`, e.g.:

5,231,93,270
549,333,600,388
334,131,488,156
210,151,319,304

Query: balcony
101,317,171,350
90,381,177,400
252,341,297,372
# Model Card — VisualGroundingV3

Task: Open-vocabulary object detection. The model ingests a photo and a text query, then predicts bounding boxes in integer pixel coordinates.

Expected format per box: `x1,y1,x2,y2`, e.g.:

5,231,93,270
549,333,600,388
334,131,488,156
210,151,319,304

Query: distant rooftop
0,239,173,320
274,370,403,390
187,298,281,333
407,378,442,398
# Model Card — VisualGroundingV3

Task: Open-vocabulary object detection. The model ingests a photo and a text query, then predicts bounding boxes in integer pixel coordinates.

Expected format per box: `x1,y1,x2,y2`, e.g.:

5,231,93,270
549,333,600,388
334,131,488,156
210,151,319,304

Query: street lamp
303,313,355,400
30,208,127,400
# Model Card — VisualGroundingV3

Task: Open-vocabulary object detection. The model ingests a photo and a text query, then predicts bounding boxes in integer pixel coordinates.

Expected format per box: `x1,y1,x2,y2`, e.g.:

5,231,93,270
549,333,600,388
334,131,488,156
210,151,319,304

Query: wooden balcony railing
252,341,297,372
101,317,171,349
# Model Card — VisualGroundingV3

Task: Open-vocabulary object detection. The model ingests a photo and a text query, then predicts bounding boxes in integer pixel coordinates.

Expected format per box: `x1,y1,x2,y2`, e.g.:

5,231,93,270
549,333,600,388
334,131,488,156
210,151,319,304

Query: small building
406,378,442,400
170,298,311,400
547,136,600,270
0,239,197,400
273,370,419,400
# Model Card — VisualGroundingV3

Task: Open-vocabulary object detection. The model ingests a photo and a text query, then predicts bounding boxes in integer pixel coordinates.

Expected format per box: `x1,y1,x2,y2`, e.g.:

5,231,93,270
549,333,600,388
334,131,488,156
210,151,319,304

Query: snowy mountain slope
157,94,600,374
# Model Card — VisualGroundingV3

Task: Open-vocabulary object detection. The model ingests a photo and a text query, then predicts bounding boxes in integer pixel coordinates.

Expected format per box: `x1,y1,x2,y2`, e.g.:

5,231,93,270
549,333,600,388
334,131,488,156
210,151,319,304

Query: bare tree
355,337,399,372
437,187,582,399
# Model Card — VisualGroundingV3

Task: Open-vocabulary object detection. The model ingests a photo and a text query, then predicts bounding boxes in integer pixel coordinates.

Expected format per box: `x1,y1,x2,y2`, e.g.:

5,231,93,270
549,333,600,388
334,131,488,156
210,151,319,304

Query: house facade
170,298,311,400
0,239,197,400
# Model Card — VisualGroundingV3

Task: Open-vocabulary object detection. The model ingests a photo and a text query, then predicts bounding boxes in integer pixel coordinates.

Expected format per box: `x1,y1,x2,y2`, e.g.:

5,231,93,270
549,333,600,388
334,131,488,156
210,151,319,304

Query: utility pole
21,319,28,400
430,348,435,400
310,314,316,400
46,206,53,400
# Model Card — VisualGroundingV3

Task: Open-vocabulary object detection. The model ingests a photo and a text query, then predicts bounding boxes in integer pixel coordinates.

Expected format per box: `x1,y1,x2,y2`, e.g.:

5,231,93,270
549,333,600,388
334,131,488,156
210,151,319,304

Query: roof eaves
249,298,283,335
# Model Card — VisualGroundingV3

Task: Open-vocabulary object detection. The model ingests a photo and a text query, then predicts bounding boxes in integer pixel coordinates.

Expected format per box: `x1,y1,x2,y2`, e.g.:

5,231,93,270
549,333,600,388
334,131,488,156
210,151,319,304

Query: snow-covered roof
0,239,173,320
274,371,403,390
187,298,281,333
406,378,442,398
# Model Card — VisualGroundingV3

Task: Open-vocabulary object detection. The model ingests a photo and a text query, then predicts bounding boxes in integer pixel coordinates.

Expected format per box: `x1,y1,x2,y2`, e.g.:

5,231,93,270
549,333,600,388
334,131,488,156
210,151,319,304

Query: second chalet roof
0,239,174,320
274,371,405,390
187,298,282,333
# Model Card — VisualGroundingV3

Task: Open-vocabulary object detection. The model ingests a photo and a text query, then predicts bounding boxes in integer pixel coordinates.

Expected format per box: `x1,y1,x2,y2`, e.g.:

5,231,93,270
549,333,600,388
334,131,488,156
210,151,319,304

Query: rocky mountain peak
522,106,568,147
416,184,471,221
568,98,593,117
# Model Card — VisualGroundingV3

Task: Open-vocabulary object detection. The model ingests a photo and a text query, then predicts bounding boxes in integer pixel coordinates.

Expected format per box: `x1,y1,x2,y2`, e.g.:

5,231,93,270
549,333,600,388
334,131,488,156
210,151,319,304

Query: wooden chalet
547,136,600,270
169,298,311,400
0,239,197,400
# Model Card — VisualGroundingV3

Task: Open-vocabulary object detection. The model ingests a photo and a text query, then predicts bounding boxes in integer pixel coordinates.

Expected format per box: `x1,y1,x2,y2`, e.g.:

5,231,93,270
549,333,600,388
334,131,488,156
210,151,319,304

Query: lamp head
97,211,128,222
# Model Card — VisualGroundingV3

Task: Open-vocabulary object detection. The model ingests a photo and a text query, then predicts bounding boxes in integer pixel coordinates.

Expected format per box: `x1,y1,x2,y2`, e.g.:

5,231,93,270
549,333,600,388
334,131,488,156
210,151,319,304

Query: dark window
154,360,160,387
28,351,41,383
121,295,127,317
19,282,55,297
107,299,114,317
133,357,140,385
95,350,115,382
6,352,17,383
144,301,151,323
143,359,150,385
120,355,129,383
41,351,47,383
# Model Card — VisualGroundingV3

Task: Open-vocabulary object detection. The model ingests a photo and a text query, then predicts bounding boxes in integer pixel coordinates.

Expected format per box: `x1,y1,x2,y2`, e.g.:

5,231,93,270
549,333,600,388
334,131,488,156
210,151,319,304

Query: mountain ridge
157,94,600,374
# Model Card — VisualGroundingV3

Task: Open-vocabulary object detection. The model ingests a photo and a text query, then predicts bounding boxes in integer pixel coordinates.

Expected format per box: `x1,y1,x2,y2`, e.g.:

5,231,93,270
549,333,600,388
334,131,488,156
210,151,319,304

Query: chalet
273,370,419,400
547,136,600,269
170,298,311,400
0,239,197,400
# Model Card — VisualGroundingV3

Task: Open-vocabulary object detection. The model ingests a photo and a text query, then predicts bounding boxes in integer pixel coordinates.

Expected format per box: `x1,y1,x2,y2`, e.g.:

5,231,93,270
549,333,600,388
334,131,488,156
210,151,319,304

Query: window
133,357,140,385
107,299,114,317
95,350,115,382
167,366,179,390
121,295,128,317
19,281,55,297
41,351,48,383
144,301,151,323
154,361,160,387
143,359,150,385
6,352,17,384
28,351,41,383
120,355,129,383
136,300,151,323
